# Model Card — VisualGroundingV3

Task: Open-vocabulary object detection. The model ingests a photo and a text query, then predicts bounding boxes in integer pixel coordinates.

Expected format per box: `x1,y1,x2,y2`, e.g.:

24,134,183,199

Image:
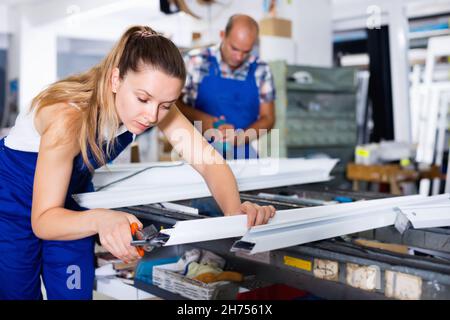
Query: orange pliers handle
130,222,145,257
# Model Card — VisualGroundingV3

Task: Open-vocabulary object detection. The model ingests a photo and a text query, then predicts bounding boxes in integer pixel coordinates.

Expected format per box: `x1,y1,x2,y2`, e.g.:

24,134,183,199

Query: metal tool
130,222,170,257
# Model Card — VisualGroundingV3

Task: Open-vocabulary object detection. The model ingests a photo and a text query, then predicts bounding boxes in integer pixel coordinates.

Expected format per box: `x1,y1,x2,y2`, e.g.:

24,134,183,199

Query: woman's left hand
239,201,276,228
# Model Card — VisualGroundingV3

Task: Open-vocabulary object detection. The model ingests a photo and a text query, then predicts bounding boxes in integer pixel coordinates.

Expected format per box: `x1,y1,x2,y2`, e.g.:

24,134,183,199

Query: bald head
225,14,259,37
221,14,259,69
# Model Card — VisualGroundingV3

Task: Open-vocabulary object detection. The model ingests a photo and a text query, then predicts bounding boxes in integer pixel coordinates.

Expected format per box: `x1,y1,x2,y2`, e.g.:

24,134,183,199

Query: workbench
96,183,450,300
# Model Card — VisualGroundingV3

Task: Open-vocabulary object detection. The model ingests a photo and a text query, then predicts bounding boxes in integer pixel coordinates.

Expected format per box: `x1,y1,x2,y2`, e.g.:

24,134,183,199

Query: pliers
130,222,170,257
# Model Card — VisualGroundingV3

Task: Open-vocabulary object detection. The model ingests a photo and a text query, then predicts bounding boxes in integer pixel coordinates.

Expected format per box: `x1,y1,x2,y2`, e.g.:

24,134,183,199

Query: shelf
286,82,356,94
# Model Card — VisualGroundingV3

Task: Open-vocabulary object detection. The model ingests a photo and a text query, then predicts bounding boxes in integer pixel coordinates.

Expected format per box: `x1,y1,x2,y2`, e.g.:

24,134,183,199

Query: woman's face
112,67,183,135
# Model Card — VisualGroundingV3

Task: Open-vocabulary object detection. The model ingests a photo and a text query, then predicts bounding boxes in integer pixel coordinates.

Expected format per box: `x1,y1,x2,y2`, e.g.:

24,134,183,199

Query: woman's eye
137,98,148,103
161,104,172,110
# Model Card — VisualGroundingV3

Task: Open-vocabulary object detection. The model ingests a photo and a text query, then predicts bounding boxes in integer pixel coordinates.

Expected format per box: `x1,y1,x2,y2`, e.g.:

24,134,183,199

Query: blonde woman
0,26,275,300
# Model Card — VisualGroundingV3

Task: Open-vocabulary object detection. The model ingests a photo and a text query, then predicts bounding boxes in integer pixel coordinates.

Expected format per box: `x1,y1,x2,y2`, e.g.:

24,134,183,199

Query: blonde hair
31,25,186,171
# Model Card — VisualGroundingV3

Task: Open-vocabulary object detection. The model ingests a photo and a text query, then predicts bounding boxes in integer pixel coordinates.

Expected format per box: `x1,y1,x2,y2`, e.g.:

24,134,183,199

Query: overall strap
207,48,221,77
246,60,258,81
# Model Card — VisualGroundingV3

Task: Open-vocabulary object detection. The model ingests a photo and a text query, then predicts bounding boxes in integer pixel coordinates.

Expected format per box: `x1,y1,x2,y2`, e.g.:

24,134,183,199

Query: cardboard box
259,17,292,38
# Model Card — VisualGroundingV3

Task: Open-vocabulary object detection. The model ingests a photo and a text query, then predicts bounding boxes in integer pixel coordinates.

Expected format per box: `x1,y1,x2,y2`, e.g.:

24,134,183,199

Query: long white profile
158,194,450,254
161,215,248,246
74,158,338,209
397,193,450,229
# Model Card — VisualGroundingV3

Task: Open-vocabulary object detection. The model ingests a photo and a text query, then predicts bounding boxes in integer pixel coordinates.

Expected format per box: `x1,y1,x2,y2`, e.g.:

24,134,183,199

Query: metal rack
114,184,450,300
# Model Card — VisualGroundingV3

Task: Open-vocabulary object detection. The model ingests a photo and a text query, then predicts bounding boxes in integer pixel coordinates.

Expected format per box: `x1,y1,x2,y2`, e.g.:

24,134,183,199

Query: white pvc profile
400,207,450,229
157,194,448,254
92,158,337,191
431,92,450,195
161,215,248,246
388,1,412,144
444,93,450,194
446,151,450,194
233,207,398,254
75,170,332,209
395,193,450,209
74,158,338,209
159,202,199,215
397,193,450,229
232,195,429,254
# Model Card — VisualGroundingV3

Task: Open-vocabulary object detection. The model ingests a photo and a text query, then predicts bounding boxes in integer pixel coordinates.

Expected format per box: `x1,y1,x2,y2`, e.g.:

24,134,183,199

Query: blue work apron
0,131,133,300
195,50,260,159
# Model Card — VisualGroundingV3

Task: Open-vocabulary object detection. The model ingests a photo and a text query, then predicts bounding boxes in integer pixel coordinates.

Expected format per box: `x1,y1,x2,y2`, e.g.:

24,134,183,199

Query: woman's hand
239,201,276,228
95,209,143,264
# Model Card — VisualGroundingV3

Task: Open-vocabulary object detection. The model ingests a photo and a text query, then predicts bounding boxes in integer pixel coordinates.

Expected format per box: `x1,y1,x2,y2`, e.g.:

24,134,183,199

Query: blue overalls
0,131,133,300
195,50,260,159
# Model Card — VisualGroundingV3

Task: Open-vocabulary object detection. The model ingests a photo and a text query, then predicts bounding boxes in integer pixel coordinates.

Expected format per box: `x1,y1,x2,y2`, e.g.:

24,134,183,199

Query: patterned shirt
182,44,276,107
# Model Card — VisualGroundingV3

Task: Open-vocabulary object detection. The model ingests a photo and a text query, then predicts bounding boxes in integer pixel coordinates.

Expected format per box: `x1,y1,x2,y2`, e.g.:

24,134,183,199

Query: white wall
2,0,334,112
0,5,8,34
280,0,332,67
33,0,334,72
259,36,297,64
0,34,7,50
57,38,112,79
180,0,266,45
8,11,57,112
186,0,332,66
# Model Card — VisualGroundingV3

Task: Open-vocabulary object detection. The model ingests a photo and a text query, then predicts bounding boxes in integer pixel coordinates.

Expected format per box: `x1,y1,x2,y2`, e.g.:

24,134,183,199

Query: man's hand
215,116,234,141
214,116,248,146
